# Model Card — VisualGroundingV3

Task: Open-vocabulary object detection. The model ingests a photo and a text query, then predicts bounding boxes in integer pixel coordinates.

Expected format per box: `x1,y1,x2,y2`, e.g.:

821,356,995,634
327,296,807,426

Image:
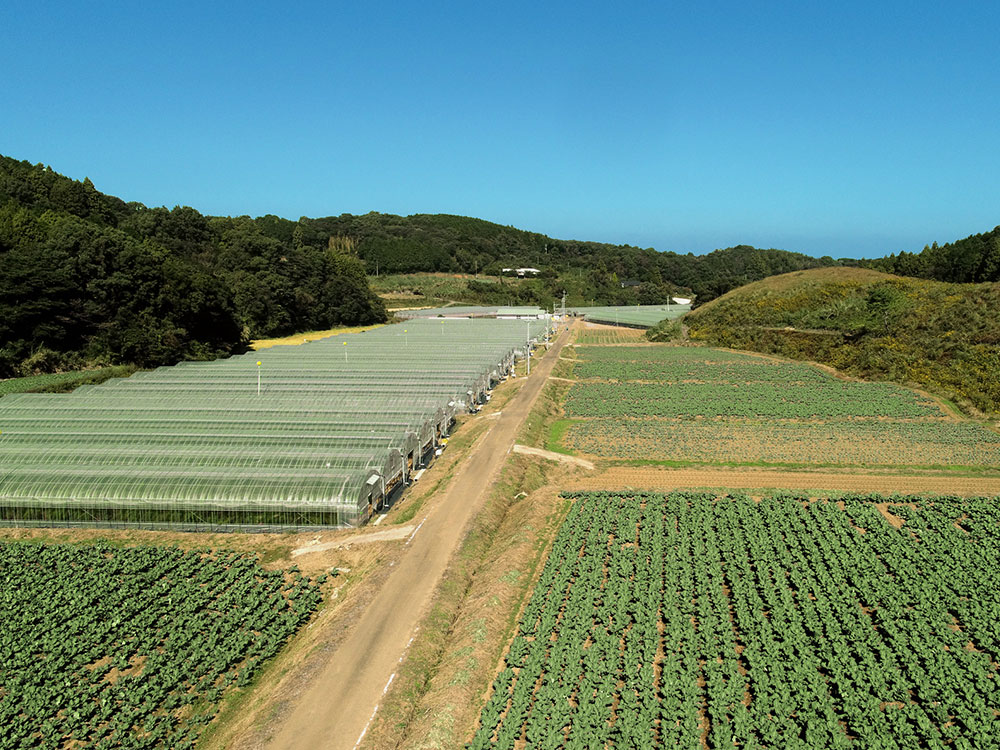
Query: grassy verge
544,418,578,455
548,355,576,380
519,379,570,447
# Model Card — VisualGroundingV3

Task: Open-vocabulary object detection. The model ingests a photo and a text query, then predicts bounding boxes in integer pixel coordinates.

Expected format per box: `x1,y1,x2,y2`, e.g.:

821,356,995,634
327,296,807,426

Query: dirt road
566,466,1000,496
265,326,573,750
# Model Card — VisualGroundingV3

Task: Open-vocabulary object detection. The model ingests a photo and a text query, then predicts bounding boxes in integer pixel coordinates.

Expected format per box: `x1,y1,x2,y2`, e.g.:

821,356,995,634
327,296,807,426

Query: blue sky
2,0,997,259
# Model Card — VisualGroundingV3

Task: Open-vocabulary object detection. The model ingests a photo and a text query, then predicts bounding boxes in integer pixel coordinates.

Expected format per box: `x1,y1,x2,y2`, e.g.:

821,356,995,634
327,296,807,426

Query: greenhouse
568,303,691,328
0,318,551,530
396,305,547,319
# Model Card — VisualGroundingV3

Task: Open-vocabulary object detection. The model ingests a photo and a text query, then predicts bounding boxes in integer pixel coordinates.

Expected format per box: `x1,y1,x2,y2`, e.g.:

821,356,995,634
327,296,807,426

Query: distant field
471,491,1000,748
558,346,1000,471
568,304,690,328
370,272,512,304
572,325,647,345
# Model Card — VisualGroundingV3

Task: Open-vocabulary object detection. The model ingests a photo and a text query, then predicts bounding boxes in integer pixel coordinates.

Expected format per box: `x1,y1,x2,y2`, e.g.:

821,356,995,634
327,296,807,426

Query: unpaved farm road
265,325,573,750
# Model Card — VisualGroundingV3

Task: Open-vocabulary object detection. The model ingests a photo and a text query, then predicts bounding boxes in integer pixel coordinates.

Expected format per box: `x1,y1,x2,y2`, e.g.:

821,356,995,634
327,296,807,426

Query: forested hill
0,156,386,378
304,213,1000,300
296,212,840,303
5,152,993,381
863,226,1000,283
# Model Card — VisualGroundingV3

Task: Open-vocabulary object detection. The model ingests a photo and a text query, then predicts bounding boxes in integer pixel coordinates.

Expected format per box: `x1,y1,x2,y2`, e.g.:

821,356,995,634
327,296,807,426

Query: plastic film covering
395,306,546,319
0,318,552,530
568,304,691,328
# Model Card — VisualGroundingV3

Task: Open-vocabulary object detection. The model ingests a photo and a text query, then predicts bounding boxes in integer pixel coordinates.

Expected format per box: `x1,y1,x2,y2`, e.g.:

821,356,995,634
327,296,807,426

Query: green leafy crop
469,491,1000,748
0,543,322,749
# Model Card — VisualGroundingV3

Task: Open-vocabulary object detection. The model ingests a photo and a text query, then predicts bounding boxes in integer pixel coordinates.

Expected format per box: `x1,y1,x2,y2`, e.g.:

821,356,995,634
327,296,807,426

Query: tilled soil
565,467,1000,496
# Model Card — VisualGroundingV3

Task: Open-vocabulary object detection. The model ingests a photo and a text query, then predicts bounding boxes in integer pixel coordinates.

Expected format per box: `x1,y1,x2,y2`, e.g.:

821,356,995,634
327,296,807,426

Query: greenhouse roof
567,304,691,328
0,318,551,529
396,306,547,319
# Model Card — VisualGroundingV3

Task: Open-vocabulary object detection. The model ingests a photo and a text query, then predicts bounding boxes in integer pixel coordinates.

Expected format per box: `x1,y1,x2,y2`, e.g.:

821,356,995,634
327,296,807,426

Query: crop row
565,418,1000,468
470,491,1000,749
0,544,323,750
572,345,751,363
565,380,944,419
572,357,833,384
572,329,646,346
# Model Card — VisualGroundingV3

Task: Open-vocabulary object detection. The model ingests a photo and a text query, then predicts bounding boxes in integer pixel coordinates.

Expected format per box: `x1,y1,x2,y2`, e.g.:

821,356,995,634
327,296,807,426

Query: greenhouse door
365,475,381,520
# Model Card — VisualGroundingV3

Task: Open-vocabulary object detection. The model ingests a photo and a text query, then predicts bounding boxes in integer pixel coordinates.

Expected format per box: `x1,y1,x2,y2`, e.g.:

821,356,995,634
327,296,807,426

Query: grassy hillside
686,267,1000,416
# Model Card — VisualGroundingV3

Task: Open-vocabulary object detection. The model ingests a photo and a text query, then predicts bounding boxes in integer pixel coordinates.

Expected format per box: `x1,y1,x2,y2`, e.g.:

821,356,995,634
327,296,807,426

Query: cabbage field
560,346,1000,470
566,349,942,419
0,543,323,749
470,491,1000,748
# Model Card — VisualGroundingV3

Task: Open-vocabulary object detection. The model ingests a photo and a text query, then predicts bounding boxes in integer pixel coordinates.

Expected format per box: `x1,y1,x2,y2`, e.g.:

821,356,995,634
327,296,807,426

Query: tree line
301,211,843,305
3,152,994,379
0,156,386,378
861,227,1000,284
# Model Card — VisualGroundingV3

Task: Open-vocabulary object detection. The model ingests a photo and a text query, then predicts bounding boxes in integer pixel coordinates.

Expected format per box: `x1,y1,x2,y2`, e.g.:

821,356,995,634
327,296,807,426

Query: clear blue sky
2,0,997,259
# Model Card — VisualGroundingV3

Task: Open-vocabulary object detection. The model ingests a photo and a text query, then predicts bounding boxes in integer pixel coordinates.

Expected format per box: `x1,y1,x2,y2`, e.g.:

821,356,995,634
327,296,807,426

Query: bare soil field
565,466,1000,496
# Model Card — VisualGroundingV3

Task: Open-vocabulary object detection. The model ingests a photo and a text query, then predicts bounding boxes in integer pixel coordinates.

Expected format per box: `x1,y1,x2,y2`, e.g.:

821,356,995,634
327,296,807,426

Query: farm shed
0,318,552,530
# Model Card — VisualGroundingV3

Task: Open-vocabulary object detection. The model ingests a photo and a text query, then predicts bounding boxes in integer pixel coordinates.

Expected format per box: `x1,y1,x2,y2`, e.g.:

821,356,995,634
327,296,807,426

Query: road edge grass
544,417,577,455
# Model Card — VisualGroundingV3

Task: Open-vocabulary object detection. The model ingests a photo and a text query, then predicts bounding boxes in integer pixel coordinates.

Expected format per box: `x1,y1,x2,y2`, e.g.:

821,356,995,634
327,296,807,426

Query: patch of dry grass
250,324,386,349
